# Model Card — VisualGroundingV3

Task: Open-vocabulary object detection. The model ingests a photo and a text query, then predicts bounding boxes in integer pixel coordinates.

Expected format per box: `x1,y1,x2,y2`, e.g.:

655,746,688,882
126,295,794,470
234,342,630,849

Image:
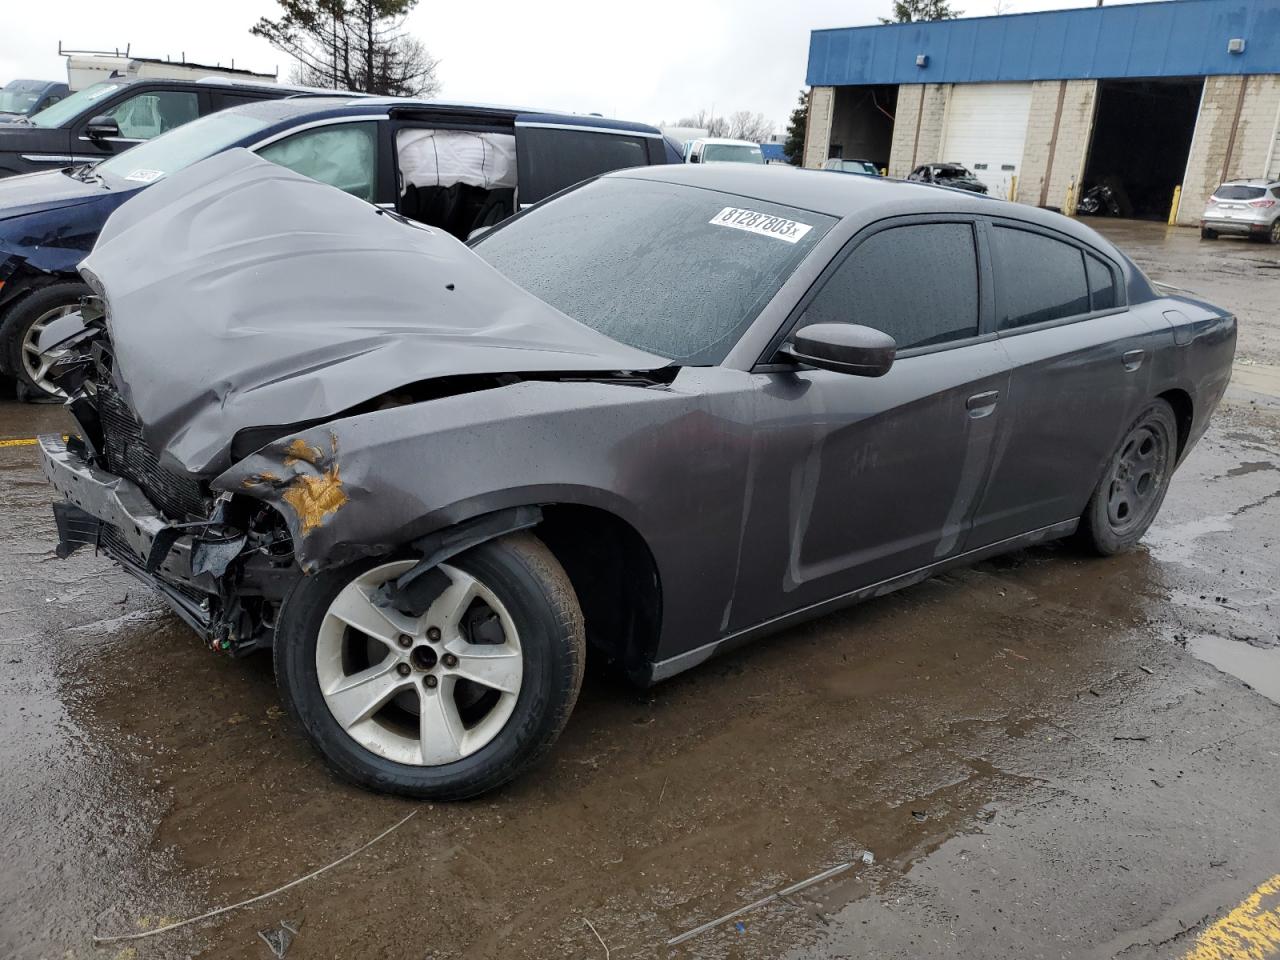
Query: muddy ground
1,220,1277,960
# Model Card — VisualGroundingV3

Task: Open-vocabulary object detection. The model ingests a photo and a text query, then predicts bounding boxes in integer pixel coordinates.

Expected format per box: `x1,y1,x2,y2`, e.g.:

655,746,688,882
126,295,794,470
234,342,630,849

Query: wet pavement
0,219,1278,960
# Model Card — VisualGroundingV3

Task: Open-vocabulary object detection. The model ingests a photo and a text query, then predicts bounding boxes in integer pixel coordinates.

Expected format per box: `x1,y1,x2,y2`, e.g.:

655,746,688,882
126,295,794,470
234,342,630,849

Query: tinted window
1214,184,1265,200
475,177,833,364
801,222,979,351
108,90,200,140
517,128,650,204
259,122,377,201
1086,253,1117,311
992,227,1089,330
213,91,274,110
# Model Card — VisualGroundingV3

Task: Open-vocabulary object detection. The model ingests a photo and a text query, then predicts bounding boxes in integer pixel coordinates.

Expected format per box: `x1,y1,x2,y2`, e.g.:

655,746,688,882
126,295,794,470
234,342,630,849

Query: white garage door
941,83,1033,200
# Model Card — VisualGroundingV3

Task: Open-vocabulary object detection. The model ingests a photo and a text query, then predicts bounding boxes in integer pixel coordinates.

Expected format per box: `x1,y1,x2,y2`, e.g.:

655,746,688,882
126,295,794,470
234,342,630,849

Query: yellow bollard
1168,184,1182,225
1064,179,1077,217
1008,174,1018,202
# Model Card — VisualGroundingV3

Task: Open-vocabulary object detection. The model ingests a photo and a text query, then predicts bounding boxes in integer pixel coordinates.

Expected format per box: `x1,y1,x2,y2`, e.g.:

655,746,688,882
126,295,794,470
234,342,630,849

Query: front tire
275,532,585,799
1078,400,1177,556
0,281,90,401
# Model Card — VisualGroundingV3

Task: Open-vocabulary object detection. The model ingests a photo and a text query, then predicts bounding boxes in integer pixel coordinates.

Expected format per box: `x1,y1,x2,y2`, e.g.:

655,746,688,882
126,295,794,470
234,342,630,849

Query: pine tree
879,0,960,24
783,90,808,166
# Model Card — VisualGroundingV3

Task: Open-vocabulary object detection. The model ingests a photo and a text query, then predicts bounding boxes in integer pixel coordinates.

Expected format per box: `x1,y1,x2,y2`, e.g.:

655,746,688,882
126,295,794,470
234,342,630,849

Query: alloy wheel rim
20,303,78,397
1271,220,1280,243
315,560,523,766
1105,422,1168,534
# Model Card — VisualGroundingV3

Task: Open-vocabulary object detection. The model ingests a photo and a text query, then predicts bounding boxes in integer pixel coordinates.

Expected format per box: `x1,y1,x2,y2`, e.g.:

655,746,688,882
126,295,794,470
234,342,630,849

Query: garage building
802,0,1280,226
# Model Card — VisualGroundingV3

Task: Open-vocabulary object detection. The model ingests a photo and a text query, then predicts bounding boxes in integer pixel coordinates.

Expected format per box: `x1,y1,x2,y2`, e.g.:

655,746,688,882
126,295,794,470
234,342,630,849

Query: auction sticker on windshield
709,207,813,244
123,169,165,184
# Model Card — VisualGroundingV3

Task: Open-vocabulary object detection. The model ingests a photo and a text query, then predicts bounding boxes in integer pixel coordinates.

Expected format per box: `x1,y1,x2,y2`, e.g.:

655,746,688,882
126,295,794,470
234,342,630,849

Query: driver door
728,217,1012,632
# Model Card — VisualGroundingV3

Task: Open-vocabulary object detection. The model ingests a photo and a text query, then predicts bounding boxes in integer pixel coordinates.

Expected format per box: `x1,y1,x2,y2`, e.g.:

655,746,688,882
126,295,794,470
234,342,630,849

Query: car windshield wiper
65,162,105,185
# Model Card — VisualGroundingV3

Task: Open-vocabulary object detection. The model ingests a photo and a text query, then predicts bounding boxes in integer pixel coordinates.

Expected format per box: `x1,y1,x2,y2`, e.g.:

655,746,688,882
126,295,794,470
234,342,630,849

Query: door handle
1122,349,1145,371
966,390,1000,418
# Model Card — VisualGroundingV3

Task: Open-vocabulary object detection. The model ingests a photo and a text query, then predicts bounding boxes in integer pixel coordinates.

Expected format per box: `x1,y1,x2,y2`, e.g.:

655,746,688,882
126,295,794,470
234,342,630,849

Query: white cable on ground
92,809,419,944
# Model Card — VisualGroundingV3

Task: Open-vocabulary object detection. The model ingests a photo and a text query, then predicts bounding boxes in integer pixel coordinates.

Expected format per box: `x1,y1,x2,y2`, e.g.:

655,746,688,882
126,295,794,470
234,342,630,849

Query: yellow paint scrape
280,434,347,534
1184,874,1280,960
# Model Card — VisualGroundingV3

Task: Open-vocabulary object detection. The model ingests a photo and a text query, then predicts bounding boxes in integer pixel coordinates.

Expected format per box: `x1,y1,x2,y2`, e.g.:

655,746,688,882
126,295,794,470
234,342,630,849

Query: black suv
0,77,311,178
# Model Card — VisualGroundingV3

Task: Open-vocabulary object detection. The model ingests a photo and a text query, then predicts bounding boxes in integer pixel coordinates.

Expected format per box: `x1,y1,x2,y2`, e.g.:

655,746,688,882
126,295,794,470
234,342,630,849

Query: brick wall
1015,80,1097,211
1178,75,1280,226
802,86,835,169
887,84,949,178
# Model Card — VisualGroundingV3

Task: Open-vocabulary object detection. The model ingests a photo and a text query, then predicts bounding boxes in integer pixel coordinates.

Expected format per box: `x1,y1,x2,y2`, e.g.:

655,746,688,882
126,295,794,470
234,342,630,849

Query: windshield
702,143,764,164
1214,185,1266,200
474,177,834,365
28,81,122,128
0,85,43,116
97,109,278,184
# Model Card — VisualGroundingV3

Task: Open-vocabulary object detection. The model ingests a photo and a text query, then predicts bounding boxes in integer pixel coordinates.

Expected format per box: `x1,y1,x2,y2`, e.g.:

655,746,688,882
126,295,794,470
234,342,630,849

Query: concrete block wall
887,84,949,178
1015,79,1097,211
1178,75,1280,225
802,86,835,169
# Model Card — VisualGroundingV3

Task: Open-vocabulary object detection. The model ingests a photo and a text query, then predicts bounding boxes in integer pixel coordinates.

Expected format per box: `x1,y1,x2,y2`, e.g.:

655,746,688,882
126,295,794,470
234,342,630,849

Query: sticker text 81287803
709,207,813,244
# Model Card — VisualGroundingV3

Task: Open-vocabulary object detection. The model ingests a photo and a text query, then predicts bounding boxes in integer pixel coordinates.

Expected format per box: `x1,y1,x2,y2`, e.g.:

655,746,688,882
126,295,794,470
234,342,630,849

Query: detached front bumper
38,432,217,634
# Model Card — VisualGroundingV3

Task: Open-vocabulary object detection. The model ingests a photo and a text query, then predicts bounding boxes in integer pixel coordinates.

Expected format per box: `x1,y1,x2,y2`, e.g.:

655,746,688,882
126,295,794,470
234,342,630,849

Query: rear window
475,177,834,364
1214,185,1266,200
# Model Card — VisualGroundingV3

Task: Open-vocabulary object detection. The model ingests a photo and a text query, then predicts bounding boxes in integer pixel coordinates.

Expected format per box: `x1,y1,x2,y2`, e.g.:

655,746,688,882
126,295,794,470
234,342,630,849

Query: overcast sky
2,0,1163,132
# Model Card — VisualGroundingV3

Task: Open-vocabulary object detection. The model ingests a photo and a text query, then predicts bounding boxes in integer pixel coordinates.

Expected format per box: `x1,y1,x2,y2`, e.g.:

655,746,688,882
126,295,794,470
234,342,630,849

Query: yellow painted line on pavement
0,437,38,447
1184,874,1280,960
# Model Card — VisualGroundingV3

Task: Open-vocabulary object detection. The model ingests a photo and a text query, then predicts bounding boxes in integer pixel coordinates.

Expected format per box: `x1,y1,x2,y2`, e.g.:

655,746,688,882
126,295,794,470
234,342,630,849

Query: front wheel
274,532,585,799
0,281,90,401
1078,400,1177,556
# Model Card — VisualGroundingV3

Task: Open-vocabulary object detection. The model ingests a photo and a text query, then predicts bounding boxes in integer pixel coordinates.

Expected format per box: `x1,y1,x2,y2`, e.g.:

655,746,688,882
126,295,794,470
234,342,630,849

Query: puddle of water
1188,634,1280,705
1144,514,1235,566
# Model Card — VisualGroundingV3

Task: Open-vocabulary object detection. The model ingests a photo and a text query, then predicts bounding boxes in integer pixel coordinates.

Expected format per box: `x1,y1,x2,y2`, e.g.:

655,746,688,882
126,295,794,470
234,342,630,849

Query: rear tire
1078,400,1177,556
1269,221,1280,245
1200,227,1217,240
275,532,584,799
0,281,90,402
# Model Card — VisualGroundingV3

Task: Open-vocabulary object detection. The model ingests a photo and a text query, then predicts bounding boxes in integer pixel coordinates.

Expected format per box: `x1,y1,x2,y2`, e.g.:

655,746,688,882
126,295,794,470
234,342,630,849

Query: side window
1086,253,1118,311
107,91,199,140
802,222,980,351
992,226,1090,330
258,123,377,202
212,91,273,111
516,127,650,205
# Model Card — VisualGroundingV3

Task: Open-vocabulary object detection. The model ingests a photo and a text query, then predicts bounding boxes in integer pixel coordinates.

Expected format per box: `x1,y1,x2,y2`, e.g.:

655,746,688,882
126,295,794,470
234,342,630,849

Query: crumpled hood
79,149,669,477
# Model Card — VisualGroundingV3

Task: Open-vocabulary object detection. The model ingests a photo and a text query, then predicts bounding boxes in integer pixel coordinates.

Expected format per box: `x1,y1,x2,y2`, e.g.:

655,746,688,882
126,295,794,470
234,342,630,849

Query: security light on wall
1228,38,1245,54
916,54,929,67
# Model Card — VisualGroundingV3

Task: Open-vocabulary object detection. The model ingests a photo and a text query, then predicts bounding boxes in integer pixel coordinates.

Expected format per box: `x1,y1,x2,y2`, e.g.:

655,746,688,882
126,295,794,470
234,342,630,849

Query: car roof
215,95,664,134
1219,178,1278,186
693,137,761,147
610,163,1118,242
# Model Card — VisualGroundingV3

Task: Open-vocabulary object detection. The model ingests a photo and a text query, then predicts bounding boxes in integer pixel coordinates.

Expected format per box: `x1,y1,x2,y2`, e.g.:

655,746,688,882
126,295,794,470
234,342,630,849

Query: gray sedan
38,152,1236,799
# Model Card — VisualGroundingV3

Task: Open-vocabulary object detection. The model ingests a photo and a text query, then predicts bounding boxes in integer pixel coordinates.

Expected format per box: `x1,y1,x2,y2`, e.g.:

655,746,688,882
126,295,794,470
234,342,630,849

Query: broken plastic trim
375,505,543,616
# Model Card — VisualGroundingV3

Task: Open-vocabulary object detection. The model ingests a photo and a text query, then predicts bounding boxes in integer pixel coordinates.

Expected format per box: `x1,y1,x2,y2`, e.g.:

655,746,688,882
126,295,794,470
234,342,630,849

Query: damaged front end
37,149,670,657
40,303,300,655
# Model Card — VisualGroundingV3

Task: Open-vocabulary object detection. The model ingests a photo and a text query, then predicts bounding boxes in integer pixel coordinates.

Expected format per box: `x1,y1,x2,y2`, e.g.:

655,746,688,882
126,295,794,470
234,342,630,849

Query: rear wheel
274,532,585,799
1270,220,1280,245
0,282,90,401
1200,226,1217,240
1078,400,1177,555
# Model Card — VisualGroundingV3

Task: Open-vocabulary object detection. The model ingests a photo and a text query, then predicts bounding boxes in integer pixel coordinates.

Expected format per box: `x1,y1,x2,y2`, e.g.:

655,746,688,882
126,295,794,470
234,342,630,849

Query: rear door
967,219,1158,547
729,216,1013,630
513,117,663,209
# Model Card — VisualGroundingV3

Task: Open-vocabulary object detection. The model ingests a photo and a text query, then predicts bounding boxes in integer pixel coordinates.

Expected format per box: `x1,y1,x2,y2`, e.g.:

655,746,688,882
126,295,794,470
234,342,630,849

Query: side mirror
688,153,699,164
779,323,896,377
84,115,120,140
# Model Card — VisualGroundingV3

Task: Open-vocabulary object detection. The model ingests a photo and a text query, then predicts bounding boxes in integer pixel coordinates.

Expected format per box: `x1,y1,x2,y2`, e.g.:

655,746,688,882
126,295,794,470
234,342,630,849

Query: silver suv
1200,179,1280,243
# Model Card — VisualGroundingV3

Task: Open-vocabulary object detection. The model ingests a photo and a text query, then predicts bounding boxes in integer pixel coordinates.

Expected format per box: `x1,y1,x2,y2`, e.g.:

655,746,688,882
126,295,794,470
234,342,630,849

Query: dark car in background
0,79,69,123
0,96,679,399
908,162,989,194
38,158,1234,799
0,75,304,178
